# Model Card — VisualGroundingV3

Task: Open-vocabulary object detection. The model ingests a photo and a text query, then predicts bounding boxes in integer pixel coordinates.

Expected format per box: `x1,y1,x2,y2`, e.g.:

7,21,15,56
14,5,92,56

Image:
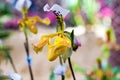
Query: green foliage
0,0,11,16
106,27,116,42
0,30,10,39
66,0,80,11
49,71,55,80
0,45,12,63
0,75,10,80
73,64,86,74
70,30,74,48
101,44,110,59
82,0,99,24
113,67,120,77
0,46,12,51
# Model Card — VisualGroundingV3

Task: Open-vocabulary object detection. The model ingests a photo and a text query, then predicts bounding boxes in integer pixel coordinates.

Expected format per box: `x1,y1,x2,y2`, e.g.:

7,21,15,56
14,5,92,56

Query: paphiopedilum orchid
33,4,72,61
18,16,50,34
16,0,50,34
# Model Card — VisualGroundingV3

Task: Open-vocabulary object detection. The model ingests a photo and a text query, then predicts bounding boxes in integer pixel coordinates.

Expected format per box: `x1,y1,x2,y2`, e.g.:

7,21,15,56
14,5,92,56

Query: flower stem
62,75,65,80
8,52,17,73
59,56,65,80
24,30,34,80
68,57,76,80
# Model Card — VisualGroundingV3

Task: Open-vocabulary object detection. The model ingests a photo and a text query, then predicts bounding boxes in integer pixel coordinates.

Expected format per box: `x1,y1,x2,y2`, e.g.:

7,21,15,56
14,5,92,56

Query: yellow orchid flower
32,6,71,61
18,16,50,34
32,32,71,61
18,4,50,34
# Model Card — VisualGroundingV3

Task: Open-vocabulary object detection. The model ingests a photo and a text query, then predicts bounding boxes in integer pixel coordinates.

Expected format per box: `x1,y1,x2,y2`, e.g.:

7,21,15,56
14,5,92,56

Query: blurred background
0,0,120,80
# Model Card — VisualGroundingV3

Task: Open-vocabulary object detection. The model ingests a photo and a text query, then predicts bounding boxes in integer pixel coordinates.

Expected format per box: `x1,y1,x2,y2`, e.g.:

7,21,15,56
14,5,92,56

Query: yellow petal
36,17,50,25
42,18,50,25
32,36,49,53
25,19,38,34
52,36,71,56
47,45,58,61
54,36,71,48
18,19,25,30
32,44,43,53
96,69,103,78
42,32,61,39
19,23,25,30
28,25,38,34
54,44,67,56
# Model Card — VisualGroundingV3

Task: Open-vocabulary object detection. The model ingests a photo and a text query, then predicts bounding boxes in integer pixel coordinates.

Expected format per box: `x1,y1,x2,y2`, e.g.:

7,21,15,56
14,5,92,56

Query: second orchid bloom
18,16,50,34
17,0,50,34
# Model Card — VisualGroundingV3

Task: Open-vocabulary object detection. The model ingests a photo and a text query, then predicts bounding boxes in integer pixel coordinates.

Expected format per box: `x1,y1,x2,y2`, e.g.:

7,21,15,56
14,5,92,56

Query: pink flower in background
99,7,113,18
97,0,113,18
45,12,56,25
4,18,19,29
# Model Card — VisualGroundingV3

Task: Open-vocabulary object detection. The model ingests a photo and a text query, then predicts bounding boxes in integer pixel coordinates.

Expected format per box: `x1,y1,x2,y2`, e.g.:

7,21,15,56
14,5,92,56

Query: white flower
15,0,32,11
43,4,69,18
54,65,66,76
6,72,23,80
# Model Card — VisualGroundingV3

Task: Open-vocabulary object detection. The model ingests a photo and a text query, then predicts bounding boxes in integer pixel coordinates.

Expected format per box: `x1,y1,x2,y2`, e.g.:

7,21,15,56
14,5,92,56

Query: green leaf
101,44,110,59
0,75,10,80
49,71,55,80
106,27,116,42
85,77,93,80
0,51,9,63
0,46,12,51
82,0,99,24
112,67,120,76
73,64,86,74
70,30,74,48
0,48,12,63
0,30,10,39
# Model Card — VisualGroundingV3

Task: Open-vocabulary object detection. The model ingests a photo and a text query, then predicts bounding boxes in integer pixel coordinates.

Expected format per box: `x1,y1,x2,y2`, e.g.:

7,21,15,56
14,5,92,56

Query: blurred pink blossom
99,7,113,18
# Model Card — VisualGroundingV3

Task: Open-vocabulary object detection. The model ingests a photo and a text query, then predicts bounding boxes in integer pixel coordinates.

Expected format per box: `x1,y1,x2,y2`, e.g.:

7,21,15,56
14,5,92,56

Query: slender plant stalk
62,75,65,80
8,53,17,73
24,30,34,80
59,56,65,80
68,57,76,80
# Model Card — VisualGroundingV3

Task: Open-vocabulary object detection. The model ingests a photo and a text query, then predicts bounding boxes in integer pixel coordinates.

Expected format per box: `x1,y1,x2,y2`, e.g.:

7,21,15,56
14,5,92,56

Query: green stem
68,57,76,80
7,52,17,73
62,75,65,80
24,30,34,80
59,56,65,80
